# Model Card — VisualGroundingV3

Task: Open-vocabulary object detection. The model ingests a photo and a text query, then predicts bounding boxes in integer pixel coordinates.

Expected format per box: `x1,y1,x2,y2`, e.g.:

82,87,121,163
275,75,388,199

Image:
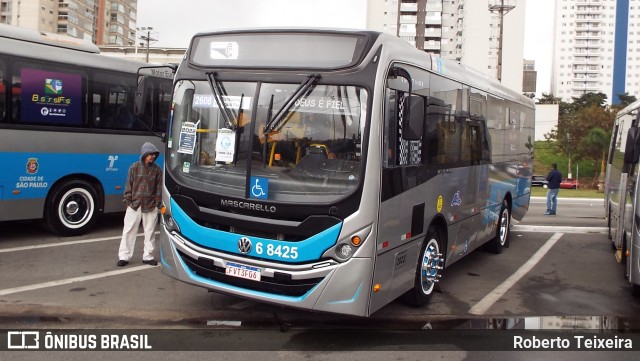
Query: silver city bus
0,24,173,235
605,98,640,296
145,29,535,316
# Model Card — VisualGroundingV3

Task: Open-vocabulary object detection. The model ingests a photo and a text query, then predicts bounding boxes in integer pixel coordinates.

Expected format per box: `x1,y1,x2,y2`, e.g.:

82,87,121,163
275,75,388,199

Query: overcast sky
138,0,554,96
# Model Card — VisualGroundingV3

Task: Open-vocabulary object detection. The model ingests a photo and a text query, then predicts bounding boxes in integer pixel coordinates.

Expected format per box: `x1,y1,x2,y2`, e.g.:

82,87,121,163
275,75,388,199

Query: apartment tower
367,0,527,92
551,0,639,104
0,0,137,46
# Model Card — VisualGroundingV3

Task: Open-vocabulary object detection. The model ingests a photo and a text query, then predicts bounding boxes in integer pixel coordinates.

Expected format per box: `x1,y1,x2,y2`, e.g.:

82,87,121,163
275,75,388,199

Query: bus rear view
156,29,534,316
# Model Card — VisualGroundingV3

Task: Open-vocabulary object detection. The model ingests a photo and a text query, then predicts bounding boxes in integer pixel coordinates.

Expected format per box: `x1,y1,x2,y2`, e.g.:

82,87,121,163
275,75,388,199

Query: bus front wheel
45,180,98,236
401,226,444,307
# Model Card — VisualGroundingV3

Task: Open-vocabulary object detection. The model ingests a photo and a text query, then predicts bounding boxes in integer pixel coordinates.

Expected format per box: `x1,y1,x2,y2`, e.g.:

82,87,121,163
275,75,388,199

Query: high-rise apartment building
552,0,639,104
0,0,136,46
367,0,526,93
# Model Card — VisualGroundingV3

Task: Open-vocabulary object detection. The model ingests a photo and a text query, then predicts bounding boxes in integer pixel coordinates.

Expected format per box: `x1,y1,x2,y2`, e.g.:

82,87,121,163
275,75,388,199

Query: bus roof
0,23,100,53
617,98,640,118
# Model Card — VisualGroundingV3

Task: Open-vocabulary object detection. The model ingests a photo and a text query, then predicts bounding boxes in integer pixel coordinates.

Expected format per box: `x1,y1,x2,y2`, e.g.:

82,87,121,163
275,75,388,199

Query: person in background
117,142,162,266
544,162,562,216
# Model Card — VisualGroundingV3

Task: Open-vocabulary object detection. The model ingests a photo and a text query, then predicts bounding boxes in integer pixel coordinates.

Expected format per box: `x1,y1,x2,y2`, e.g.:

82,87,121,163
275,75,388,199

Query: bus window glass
92,72,138,130
91,93,101,127
11,73,20,122
428,75,466,165
487,94,506,162
168,80,366,203
0,62,5,122
430,75,462,116
469,89,487,119
155,79,173,132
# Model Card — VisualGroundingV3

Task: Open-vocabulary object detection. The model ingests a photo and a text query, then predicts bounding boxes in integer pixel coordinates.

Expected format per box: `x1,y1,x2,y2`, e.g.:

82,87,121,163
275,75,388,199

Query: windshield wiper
206,72,237,131
262,94,274,166
263,74,320,135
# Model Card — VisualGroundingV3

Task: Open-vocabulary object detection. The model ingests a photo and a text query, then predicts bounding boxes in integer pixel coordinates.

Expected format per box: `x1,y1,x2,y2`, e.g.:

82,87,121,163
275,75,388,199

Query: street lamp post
488,0,516,82
137,27,158,63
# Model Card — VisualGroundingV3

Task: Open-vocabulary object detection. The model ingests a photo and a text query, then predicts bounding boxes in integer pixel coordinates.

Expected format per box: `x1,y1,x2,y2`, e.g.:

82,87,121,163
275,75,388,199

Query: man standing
545,163,562,215
117,142,162,266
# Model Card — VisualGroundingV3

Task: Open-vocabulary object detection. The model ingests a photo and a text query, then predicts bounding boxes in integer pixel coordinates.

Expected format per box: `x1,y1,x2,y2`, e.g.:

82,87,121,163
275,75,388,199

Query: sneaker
117,260,128,267
142,259,158,266
543,211,552,215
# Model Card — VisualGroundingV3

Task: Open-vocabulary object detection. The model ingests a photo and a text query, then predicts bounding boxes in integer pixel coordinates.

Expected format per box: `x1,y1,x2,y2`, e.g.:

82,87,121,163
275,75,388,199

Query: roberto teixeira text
513,335,634,350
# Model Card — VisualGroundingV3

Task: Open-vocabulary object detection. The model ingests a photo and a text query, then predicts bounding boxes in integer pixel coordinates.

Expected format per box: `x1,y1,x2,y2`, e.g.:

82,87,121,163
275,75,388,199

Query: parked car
531,175,548,187
560,178,581,189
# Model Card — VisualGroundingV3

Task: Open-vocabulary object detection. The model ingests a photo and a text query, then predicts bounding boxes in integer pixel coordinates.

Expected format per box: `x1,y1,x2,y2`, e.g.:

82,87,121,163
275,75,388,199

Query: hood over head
140,142,160,162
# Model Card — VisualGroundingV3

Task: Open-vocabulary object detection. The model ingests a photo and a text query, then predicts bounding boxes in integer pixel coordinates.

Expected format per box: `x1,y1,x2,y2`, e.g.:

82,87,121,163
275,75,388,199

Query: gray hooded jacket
124,142,162,212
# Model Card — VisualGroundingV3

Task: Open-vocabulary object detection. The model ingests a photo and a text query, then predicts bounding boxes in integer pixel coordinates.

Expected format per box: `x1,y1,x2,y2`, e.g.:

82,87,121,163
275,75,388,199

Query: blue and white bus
147,29,535,316
0,24,173,236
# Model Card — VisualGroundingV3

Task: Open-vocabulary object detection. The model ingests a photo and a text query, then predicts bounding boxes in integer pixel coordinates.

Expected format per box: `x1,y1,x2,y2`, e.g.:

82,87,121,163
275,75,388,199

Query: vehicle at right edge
138,28,535,316
604,98,640,296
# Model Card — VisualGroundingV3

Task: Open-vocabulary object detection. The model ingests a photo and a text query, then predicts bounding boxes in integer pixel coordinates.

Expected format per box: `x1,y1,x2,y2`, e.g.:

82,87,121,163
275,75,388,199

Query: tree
544,112,582,177
537,93,561,104
584,127,612,186
614,93,637,110
537,92,572,117
570,92,608,111
544,101,616,182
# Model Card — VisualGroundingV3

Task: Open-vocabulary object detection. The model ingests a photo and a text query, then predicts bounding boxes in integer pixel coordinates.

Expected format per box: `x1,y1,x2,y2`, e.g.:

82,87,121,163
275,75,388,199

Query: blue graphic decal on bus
0,152,164,200
170,198,341,263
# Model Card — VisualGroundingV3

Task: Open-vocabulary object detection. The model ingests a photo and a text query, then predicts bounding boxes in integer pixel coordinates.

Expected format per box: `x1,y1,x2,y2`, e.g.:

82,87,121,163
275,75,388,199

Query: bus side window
11,74,20,122
156,85,171,132
0,68,5,122
93,73,138,130
91,93,101,127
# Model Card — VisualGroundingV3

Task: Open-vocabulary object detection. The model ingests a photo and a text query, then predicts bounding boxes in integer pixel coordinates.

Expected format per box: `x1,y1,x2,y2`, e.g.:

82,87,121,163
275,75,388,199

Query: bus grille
177,250,323,297
196,220,304,242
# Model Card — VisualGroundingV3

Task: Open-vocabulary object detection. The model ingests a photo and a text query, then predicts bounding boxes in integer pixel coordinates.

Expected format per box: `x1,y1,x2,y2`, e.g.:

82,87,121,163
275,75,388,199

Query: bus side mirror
402,95,424,141
134,76,151,117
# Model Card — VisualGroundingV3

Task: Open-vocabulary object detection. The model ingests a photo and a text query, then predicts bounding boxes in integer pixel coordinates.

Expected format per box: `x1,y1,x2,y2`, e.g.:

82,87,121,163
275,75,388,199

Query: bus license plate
225,262,261,282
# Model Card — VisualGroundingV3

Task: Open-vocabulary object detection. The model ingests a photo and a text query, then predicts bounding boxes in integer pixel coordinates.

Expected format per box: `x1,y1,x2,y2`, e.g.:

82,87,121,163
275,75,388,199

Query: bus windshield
168,79,367,204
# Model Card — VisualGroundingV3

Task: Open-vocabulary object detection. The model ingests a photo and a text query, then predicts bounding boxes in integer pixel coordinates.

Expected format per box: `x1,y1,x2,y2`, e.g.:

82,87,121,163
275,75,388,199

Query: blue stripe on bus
170,197,342,263
0,152,163,199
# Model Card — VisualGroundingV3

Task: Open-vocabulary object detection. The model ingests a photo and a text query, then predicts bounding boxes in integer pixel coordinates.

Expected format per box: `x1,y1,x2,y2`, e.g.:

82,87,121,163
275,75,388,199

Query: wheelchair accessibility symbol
250,176,268,199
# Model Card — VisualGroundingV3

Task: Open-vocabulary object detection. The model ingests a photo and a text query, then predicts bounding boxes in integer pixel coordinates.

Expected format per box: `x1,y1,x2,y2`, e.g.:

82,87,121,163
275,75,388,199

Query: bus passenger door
372,67,430,311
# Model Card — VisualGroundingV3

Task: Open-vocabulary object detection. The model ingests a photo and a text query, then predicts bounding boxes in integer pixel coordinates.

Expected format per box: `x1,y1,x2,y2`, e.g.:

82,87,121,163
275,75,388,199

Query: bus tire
45,180,99,236
401,226,444,307
488,201,510,254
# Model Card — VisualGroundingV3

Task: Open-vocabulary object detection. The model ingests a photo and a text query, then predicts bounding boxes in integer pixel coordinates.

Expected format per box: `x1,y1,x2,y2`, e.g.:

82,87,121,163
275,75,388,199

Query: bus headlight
336,243,354,260
330,225,372,261
162,210,180,233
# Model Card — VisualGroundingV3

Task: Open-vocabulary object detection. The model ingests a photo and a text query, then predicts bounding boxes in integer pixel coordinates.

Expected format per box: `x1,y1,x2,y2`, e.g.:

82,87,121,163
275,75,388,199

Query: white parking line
468,232,564,315
0,265,158,296
0,232,159,253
